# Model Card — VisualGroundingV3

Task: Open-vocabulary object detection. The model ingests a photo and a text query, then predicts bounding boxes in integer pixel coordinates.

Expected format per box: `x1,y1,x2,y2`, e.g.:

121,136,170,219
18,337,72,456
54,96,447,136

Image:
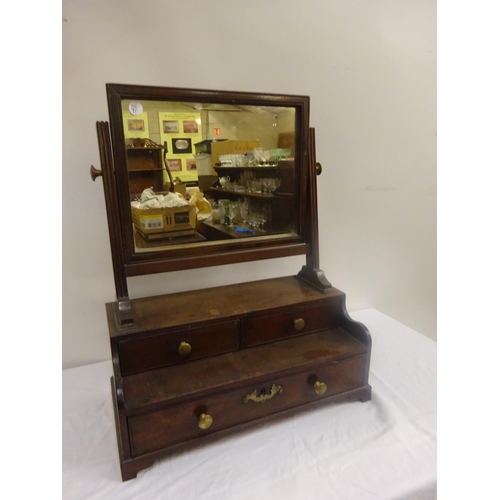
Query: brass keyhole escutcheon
178,341,192,356
198,413,213,430
243,384,283,404
294,318,305,331
314,381,327,395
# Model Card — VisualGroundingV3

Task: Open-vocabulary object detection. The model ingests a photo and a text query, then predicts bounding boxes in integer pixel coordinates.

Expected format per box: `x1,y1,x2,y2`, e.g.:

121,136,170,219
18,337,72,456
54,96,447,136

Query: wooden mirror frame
93,84,330,324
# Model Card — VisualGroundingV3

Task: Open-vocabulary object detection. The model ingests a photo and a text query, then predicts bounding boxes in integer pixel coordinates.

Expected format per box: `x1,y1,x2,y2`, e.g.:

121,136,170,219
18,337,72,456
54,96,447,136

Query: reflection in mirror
119,98,298,253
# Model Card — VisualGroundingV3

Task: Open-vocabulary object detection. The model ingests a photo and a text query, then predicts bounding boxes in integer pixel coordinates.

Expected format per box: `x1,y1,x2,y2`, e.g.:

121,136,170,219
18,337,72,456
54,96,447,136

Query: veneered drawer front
128,354,366,457
247,304,335,346
119,320,240,375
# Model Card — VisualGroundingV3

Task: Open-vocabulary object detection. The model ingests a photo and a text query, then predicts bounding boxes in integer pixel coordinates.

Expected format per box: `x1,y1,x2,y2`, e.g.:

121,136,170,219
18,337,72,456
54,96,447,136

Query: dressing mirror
96,85,314,281
91,86,372,483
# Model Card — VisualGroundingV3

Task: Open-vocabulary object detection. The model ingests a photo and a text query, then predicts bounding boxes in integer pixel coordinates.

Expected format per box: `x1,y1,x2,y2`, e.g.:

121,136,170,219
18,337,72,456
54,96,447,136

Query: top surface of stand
106,276,344,336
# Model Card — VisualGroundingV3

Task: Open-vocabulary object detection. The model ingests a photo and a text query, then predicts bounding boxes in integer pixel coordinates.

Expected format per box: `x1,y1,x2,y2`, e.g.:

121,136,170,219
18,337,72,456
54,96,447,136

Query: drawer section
119,320,240,375
128,354,366,457
247,303,335,346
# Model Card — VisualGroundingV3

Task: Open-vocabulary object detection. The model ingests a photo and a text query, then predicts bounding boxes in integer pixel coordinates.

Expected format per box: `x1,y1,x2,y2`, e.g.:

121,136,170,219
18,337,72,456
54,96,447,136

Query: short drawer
247,304,335,346
119,320,240,375
128,354,366,457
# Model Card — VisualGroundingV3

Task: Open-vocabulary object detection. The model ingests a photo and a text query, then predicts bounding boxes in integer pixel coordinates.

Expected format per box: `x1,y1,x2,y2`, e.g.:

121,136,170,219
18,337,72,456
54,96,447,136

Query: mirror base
296,265,332,291
113,300,136,328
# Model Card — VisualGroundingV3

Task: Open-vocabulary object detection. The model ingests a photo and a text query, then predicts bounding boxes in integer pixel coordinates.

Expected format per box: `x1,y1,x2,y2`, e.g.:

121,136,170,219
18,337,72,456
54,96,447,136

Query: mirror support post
297,127,332,291
95,121,135,327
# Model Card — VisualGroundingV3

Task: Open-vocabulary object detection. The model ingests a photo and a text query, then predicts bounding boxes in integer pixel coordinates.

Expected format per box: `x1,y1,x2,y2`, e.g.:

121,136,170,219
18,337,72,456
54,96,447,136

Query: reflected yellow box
131,205,196,237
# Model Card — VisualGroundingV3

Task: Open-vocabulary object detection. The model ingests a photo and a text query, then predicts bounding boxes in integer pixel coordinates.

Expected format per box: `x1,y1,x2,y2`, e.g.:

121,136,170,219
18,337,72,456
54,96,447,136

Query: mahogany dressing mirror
93,84,329,324
90,86,372,483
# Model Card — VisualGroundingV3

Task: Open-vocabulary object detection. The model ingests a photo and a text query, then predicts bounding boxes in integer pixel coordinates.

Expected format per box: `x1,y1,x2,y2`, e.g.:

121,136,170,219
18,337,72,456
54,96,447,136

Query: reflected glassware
251,180,262,193
244,153,256,167
211,201,220,223
259,211,267,231
219,176,231,188
262,150,272,165
219,199,229,225
253,147,264,164
228,202,239,226
262,178,273,193
238,201,249,227
248,210,258,231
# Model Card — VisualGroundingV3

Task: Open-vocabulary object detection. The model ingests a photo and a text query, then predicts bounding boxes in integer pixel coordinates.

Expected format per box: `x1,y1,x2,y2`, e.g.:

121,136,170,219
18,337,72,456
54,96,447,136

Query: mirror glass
106,85,309,271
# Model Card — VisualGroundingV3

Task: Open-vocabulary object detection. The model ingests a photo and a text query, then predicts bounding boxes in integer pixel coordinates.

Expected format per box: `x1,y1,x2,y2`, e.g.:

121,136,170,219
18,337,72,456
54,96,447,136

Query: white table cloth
62,309,437,500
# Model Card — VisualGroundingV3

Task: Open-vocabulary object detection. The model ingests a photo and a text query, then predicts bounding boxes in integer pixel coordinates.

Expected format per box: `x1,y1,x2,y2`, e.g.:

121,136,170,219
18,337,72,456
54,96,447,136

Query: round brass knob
90,165,102,181
315,162,322,175
178,341,192,356
198,413,213,430
294,318,305,331
314,381,327,395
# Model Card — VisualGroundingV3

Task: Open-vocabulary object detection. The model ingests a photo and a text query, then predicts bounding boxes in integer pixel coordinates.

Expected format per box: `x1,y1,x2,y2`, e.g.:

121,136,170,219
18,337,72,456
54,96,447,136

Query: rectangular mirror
105,84,311,276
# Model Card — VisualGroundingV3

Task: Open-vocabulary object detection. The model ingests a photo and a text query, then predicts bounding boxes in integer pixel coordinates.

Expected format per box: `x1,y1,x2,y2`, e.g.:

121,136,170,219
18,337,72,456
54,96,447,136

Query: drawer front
119,320,240,375
247,304,335,347
128,354,366,457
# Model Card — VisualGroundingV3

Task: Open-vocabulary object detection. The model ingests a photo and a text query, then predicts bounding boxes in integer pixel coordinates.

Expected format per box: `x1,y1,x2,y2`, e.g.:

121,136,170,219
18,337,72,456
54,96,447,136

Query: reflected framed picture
186,158,197,171
163,120,179,133
172,138,192,154
183,120,199,134
166,159,182,171
127,119,145,132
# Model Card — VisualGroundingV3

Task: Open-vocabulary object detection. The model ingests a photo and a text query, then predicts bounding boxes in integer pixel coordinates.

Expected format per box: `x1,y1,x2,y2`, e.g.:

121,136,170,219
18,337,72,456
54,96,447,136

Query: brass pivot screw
178,341,192,356
198,413,213,430
90,165,102,181
314,381,327,395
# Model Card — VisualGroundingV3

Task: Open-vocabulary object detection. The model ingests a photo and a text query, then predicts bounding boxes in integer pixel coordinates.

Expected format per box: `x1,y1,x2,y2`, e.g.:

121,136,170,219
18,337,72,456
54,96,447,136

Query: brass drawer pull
243,384,283,403
198,413,213,430
314,381,327,395
178,341,192,356
294,318,305,331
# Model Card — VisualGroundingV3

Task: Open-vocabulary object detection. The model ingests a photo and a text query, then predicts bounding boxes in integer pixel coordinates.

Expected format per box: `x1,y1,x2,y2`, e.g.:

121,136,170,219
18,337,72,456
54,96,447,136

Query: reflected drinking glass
211,201,220,223
253,147,264,164
259,211,267,231
228,203,239,227
239,201,249,227
219,199,229,225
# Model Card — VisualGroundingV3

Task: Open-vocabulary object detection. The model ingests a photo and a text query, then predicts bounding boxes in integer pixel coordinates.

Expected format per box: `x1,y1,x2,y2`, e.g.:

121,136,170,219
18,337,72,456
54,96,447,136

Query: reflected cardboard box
131,204,196,241
194,139,227,154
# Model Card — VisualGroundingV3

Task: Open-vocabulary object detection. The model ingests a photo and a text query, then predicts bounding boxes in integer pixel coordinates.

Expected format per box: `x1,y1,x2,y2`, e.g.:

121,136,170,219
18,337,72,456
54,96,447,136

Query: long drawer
119,320,240,375
128,354,367,457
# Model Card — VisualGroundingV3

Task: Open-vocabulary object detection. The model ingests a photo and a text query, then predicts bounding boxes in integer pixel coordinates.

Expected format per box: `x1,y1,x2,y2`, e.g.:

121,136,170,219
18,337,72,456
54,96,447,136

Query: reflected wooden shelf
197,220,277,240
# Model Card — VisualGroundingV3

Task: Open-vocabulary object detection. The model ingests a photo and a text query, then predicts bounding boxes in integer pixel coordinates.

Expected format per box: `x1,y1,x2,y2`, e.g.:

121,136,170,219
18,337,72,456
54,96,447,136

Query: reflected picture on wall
166,159,182,171
127,119,145,132
183,120,199,134
172,138,192,154
163,120,179,133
